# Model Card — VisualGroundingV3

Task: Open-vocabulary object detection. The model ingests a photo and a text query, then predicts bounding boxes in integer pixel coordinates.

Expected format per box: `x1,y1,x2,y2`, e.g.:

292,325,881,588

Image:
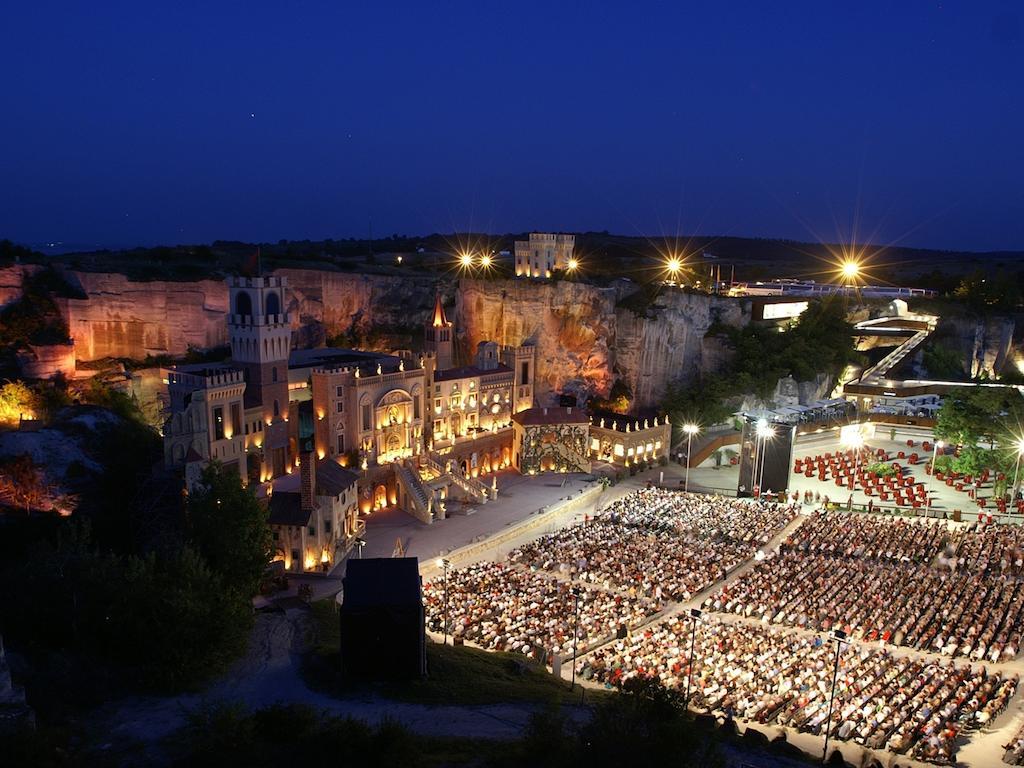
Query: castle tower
424,293,454,371
227,275,292,478
501,344,536,413
227,275,292,416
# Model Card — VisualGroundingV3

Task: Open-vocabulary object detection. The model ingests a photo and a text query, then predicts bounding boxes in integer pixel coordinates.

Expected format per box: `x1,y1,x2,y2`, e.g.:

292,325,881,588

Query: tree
186,462,273,597
0,380,39,424
934,387,1013,449
663,375,735,433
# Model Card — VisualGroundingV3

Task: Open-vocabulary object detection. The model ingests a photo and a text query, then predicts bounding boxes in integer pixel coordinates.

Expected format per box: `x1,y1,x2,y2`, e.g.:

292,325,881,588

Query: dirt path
93,609,582,762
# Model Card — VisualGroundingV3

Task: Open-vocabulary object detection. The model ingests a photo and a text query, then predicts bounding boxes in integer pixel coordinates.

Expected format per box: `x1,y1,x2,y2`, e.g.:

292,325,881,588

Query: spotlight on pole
683,424,700,492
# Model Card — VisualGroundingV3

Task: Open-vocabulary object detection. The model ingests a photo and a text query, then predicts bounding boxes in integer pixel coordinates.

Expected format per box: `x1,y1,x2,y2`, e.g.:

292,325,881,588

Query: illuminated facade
512,406,592,474
589,414,670,468
163,275,537,524
163,365,246,482
268,449,361,574
311,358,425,469
514,232,575,278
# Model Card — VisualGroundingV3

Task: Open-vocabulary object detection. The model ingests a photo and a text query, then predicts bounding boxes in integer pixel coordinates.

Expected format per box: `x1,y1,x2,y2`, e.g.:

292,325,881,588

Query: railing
425,451,490,502
396,461,433,523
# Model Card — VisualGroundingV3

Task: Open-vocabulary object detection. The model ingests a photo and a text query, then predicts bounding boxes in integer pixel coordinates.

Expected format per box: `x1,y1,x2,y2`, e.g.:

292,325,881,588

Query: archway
385,432,402,454
374,484,388,509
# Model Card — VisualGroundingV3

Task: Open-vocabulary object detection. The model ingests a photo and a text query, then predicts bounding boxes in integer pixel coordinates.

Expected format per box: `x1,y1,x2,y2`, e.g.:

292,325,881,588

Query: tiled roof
268,492,312,527
316,459,358,497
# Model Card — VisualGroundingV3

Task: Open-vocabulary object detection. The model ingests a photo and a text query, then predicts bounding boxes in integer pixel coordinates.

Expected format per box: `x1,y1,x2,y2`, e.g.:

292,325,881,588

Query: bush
865,461,895,477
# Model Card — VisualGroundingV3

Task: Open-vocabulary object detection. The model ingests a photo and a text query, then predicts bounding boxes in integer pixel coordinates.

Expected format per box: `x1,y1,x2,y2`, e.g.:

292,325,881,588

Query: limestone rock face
614,290,747,407
61,271,230,360
959,316,1015,378
457,278,619,405
457,278,748,408
276,269,447,347
0,265,40,309
769,373,833,408
16,342,76,380
3,267,446,362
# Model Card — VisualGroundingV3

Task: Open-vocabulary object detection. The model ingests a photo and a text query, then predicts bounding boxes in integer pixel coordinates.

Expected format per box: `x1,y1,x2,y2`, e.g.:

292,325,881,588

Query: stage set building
511,407,671,474
161,277,538,572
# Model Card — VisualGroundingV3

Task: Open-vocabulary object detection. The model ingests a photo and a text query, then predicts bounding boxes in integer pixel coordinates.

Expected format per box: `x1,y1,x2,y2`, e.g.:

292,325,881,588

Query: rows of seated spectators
579,618,1017,764
423,560,659,661
509,523,749,602
702,511,1024,660
508,490,797,601
781,511,952,564
599,488,797,544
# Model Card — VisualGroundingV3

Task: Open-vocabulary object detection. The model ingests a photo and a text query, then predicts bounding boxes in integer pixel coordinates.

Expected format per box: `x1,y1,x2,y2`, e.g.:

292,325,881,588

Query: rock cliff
12,268,446,362
7,265,755,409
276,269,448,347
60,271,230,360
456,278,748,407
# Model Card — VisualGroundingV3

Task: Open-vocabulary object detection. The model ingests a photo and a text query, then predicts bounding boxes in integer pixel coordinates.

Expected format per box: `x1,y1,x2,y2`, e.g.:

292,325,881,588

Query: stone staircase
396,460,434,524
426,451,491,503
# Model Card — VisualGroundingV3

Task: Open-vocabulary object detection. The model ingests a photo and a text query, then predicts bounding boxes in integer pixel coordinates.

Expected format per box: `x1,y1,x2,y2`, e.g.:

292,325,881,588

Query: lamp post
354,537,366,559
754,420,774,496
1012,438,1024,502
928,440,945,509
436,558,451,645
683,424,700,492
571,586,582,692
822,629,848,764
683,608,703,709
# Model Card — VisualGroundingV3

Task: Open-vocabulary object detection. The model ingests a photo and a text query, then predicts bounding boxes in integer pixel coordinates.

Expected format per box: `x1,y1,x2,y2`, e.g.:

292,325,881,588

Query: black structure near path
339,557,426,679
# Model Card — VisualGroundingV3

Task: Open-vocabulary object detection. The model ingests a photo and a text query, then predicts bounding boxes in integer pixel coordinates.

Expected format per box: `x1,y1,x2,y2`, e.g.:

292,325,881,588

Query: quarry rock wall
276,269,447,348
456,278,749,408
60,271,231,360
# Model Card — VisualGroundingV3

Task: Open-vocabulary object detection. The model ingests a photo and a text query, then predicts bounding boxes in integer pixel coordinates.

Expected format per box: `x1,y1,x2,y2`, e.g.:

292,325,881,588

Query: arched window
273,400,280,418
265,291,281,317
271,367,278,383
235,291,253,317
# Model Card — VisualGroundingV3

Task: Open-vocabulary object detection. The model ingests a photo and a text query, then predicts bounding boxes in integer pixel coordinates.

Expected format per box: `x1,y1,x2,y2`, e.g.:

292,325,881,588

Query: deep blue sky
2,1,1022,251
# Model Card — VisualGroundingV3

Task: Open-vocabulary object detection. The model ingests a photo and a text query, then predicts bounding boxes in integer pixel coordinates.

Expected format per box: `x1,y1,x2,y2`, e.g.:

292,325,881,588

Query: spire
432,293,449,327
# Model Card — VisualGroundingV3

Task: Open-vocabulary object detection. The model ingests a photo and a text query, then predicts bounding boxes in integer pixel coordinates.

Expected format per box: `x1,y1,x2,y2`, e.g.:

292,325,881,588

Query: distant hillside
3,233,1022,292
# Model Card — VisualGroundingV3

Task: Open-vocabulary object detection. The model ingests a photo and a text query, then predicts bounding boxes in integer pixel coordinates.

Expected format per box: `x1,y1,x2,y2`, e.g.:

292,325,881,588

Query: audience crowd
508,490,797,601
702,511,1024,661
423,560,659,660
424,490,1024,763
579,618,1017,765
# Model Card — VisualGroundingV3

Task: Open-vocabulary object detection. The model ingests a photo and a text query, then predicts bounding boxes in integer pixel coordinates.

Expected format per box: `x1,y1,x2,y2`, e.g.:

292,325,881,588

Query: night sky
2,1,1021,251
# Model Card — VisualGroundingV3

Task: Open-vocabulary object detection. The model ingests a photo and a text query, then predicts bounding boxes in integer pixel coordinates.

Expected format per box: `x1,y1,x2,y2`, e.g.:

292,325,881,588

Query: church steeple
424,292,454,370
431,293,449,328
